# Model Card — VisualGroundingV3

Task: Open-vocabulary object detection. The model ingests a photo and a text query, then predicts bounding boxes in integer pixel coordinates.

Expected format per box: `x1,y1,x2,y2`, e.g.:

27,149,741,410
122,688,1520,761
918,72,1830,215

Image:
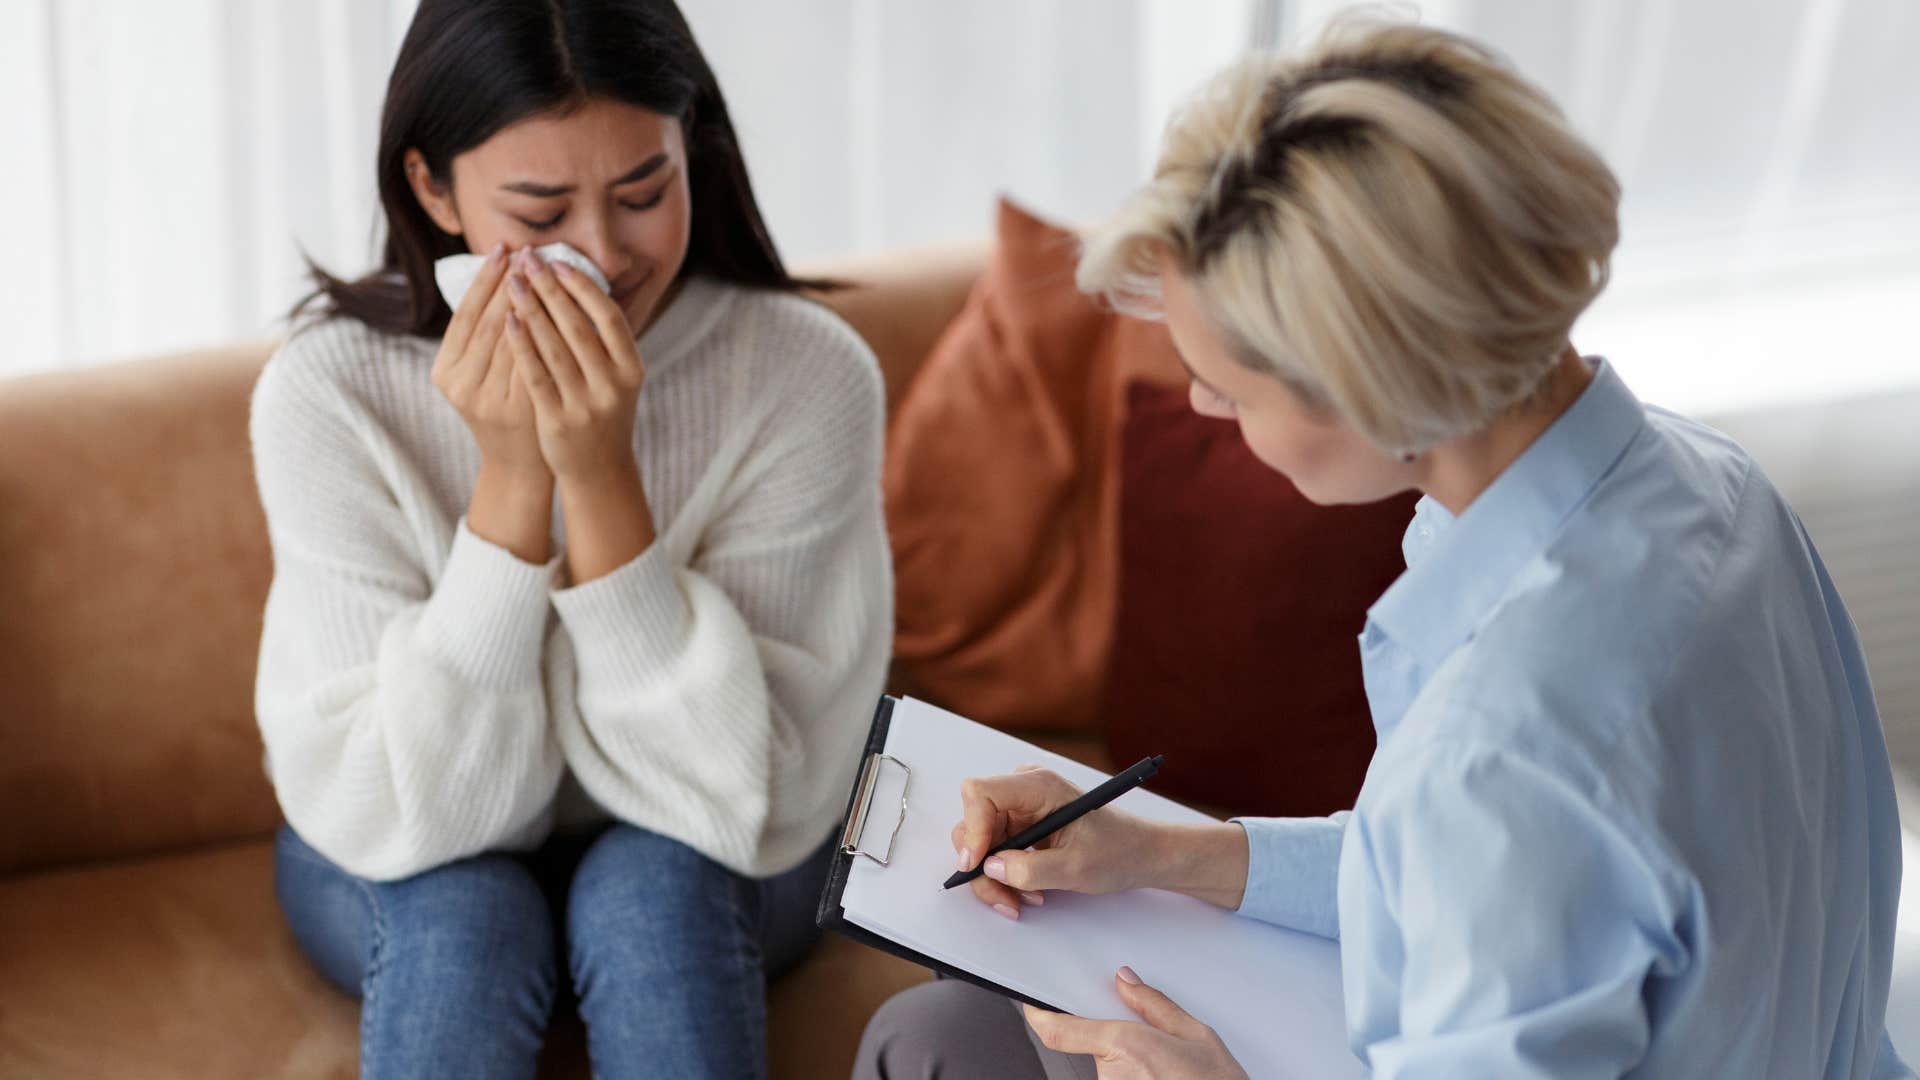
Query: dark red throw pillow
1103,381,1419,818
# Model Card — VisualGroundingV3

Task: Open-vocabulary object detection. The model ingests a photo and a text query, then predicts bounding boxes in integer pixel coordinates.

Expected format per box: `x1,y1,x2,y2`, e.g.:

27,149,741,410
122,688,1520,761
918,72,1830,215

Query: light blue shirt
1235,361,1911,1078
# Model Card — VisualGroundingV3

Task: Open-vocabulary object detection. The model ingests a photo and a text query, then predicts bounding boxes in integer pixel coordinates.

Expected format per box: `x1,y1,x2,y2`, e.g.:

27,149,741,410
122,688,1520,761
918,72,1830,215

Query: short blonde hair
1079,16,1620,454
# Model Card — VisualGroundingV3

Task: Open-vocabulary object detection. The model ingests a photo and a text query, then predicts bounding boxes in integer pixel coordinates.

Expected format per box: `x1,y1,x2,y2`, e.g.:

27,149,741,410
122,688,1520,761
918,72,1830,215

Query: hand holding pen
947,756,1166,921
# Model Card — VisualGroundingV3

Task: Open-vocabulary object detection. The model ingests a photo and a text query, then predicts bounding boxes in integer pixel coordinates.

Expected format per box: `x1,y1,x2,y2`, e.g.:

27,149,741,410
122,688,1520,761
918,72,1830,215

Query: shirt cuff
1232,812,1350,940
415,518,563,688
550,543,691,687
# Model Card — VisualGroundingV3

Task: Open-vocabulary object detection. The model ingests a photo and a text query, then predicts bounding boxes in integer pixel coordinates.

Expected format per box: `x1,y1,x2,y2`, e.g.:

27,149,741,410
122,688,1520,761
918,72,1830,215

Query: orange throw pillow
884,199,1182,731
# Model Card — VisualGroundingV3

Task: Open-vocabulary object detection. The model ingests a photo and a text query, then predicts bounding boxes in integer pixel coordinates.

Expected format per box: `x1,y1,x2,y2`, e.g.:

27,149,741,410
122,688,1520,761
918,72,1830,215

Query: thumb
983,845,1080,893
1115,968,1210,1041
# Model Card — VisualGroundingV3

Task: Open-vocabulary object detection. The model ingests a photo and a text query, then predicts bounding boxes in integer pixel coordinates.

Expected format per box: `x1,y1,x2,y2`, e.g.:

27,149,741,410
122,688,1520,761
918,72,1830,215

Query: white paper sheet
843,697,1363,1079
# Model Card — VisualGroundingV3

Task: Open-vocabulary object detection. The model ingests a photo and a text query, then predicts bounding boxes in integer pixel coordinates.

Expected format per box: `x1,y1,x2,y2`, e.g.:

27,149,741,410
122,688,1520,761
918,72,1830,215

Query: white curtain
1282,0,1920,415
5,0,1916,418
1,0,414,374
682,0,1256,258
0,0,1253,377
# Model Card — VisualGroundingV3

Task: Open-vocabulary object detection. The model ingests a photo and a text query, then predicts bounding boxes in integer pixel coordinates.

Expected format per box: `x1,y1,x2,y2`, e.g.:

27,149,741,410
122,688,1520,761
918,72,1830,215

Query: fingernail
527,249,547,274
1019,891,1045,906
1117,965,1141,985
983,857,1006,882
487,241,506,264
506,310,521,333
510,274,528,298
993,904,1019,922
955,847,971,872
551,260,573,278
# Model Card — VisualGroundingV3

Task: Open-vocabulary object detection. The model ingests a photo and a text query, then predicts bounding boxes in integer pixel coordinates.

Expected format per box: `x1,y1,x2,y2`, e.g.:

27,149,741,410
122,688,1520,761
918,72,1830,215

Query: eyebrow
499,153,669,197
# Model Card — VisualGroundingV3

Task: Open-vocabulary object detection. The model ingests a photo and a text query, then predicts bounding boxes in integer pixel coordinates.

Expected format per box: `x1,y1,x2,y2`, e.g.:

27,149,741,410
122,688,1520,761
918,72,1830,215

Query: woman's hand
503,247,656,584
503,247,647,482
952,765,1161,919
953,765,1253,919
430,242,547,475
1023,970,1249,1080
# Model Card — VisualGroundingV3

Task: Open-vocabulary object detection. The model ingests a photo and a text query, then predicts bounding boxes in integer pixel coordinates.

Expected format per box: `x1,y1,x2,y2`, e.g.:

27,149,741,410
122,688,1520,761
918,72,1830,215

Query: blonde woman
855,18,1910,1080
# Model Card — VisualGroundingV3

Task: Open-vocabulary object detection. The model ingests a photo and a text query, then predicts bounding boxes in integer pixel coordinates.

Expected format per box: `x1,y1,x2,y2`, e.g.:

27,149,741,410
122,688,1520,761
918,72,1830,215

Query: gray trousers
852,977,1097,1079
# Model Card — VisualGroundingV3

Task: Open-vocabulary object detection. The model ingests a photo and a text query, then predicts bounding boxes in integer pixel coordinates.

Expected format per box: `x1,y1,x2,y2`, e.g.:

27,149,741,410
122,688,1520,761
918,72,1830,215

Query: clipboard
812,695,1359,1076
815,696,1065,1012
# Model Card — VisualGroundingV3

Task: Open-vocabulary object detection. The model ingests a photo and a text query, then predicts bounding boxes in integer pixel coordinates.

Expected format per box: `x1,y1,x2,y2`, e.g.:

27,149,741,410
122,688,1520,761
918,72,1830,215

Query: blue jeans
274,822,832,1079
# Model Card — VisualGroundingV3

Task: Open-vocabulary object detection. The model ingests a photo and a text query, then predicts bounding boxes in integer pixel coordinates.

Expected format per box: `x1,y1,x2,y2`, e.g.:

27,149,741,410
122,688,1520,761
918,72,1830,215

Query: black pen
942,754,1165,890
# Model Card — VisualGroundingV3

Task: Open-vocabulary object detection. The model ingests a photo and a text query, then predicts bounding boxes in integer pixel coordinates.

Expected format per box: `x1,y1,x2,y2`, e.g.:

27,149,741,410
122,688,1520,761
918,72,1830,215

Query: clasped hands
430,242,645,484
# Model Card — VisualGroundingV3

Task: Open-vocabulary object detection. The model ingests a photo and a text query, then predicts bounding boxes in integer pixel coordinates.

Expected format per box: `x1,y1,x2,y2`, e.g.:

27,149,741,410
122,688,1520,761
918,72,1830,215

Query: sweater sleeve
249,333,566,881
548,323,892,878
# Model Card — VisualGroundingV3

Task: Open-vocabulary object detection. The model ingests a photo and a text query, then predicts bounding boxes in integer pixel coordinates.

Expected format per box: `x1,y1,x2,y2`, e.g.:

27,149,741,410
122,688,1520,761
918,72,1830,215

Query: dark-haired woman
251,1,889,1075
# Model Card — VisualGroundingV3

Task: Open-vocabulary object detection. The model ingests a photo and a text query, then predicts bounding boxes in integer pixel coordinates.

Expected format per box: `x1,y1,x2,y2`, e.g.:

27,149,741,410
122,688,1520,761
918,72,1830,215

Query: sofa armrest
0,341,283,877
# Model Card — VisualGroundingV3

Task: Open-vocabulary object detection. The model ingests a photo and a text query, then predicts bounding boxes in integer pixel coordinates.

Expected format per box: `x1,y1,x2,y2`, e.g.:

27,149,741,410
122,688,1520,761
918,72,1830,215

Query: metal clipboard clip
840,752,911,867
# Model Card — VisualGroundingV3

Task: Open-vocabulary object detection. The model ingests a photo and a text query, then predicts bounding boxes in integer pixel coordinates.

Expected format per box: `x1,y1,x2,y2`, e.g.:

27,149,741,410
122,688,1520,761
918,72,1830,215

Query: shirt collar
1366,359,1647,673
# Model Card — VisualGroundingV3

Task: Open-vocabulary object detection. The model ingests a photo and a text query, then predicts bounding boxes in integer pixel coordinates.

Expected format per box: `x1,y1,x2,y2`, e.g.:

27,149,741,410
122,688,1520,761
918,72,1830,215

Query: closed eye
518,190,664,232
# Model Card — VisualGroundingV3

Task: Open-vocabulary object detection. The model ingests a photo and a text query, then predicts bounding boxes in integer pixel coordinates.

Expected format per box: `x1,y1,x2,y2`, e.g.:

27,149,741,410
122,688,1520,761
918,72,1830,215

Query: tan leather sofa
0,244,1111,1079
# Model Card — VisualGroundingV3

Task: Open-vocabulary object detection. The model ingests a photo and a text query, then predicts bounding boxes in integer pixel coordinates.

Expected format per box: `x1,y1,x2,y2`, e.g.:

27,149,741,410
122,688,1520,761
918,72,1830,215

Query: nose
570,214,634,287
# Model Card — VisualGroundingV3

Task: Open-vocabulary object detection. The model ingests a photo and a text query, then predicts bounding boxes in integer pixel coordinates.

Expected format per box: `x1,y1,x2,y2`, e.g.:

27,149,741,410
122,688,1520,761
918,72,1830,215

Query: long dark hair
297,0,823,337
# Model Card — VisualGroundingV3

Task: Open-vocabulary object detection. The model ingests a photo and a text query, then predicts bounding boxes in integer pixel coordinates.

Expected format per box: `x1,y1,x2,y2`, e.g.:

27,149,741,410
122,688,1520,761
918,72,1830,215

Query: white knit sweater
250,277,891,882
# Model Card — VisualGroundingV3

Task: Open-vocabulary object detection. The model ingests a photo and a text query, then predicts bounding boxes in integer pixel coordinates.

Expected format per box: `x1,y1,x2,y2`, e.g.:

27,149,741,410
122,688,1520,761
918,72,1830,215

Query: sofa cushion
0,841,357,1078
883,199,1183,731
0,839,934,1080
1102,381,1418,817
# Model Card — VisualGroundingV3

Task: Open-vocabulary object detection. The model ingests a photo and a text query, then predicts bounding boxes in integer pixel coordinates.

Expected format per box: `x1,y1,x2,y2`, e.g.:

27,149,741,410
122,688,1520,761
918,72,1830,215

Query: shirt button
1419,525,1434,541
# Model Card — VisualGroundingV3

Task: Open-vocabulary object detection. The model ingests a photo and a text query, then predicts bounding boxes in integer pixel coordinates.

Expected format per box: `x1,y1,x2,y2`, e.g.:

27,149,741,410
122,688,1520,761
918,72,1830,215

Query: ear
404,148,464,237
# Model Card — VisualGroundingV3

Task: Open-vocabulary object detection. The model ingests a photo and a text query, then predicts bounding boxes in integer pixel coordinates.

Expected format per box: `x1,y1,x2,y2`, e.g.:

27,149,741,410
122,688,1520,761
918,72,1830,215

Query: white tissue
434,241,612,310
